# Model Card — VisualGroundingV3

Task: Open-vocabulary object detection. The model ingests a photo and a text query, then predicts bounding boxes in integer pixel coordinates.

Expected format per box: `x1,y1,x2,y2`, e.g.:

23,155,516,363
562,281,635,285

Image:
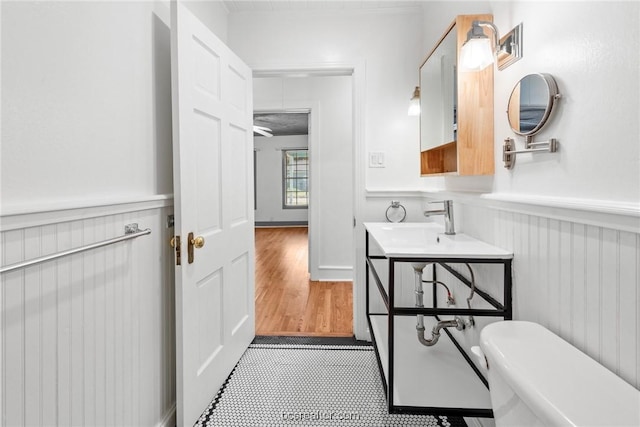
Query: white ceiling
254,112,309,136
223,0,423,13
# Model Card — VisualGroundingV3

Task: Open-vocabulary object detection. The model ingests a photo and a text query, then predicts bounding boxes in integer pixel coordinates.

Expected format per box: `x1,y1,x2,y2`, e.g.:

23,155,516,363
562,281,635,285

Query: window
283,149,308,208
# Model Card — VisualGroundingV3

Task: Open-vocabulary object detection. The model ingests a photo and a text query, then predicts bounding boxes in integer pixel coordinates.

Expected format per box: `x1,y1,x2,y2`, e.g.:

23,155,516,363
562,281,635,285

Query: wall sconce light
460,21,523,71
408,86,420,116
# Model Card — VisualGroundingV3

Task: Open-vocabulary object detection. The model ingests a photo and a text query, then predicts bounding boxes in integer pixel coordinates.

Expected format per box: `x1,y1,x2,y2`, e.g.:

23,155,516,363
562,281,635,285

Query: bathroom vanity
364,222,513,417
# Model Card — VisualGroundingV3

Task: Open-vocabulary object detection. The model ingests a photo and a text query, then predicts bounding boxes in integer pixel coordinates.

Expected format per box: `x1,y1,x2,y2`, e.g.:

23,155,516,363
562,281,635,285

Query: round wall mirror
507,73,560,136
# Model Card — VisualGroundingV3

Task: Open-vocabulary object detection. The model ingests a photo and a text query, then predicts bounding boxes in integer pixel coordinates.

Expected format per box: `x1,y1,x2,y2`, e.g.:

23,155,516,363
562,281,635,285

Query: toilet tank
479,321,640,427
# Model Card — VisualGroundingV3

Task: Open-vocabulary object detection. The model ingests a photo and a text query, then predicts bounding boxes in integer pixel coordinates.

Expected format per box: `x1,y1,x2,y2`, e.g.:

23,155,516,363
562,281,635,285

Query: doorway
252,73,354,337
253,111,310,229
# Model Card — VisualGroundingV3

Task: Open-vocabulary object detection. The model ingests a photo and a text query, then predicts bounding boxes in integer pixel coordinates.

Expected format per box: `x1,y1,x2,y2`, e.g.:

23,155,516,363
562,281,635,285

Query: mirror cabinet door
419,14,494,177
420,25,457,151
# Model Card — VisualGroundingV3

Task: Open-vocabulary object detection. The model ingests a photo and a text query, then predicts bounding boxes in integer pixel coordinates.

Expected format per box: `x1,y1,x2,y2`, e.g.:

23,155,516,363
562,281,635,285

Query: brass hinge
170,235,181,266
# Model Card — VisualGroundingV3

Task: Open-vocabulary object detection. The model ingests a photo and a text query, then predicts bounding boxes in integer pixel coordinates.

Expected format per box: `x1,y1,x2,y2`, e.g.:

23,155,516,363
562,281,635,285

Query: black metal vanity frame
365,230,513,418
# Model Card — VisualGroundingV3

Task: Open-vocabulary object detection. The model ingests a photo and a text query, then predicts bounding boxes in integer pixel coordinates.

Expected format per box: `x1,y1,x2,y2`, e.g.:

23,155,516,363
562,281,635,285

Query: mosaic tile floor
195,338,467,426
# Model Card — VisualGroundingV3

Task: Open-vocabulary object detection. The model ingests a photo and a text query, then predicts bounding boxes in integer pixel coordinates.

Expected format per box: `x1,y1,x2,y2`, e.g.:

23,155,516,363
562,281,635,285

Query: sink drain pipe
412,264,464,347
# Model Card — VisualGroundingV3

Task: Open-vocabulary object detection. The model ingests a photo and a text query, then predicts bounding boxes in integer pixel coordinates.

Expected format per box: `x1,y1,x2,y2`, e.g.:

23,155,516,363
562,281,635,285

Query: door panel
196,271,223,374
229,253,250,333
193,37,221,99
171,3,254,426
194,112,222,232
229,125,249,223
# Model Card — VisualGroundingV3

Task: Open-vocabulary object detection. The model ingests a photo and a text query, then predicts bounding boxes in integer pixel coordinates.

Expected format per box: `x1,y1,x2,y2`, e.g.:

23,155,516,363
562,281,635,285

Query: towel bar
0,223,151,274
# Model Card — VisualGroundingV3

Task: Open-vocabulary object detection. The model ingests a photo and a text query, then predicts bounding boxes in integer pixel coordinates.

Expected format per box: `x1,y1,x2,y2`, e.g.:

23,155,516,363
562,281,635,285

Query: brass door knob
187,232,204,264
191,235,205,248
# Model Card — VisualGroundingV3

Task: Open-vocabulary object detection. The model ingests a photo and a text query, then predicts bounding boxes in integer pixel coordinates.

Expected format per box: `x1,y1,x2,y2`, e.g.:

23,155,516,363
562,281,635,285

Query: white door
170,3,255,426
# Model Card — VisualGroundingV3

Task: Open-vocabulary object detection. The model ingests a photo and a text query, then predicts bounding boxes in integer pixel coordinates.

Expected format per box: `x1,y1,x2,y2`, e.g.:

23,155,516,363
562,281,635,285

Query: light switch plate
369,152,385,168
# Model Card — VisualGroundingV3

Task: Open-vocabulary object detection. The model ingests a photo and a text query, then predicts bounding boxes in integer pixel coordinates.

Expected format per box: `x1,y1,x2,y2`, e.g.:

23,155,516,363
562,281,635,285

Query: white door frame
252,62,367,340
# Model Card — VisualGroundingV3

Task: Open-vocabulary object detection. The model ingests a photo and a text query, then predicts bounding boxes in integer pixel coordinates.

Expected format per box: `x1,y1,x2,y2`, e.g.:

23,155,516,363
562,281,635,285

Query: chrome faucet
424,200,455,235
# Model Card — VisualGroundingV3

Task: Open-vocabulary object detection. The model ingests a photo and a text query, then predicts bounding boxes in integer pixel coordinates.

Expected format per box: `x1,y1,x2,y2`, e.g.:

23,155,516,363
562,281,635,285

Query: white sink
364,222,513,259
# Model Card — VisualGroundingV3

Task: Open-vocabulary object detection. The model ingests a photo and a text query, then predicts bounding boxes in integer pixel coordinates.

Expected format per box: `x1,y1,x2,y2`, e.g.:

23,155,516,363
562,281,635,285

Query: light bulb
408,98,420,116
460,38,494,71
408,86,420,116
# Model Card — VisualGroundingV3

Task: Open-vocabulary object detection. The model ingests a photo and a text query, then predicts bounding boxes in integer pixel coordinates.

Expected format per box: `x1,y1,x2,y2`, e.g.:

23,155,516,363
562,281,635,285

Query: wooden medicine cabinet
420,14,494,176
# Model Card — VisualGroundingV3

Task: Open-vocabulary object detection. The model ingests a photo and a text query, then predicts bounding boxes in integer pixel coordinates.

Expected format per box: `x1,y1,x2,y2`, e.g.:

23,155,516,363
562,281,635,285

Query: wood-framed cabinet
420,14,494,176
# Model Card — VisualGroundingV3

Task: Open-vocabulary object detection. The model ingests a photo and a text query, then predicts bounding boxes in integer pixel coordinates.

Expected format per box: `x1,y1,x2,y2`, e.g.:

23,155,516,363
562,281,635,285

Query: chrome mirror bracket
503,137,558,169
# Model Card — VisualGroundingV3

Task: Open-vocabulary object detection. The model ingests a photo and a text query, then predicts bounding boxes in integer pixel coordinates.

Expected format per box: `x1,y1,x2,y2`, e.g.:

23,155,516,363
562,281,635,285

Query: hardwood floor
255,227,353,336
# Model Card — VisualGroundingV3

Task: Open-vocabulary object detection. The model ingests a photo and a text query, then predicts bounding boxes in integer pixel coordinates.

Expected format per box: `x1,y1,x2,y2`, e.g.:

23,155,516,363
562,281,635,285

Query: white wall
0,0,229,213
229,7,424,191
0,1,233,424
485,1,640,203
254,134,309,224
252,75,353,281
1,1,174,211
426,1,640,203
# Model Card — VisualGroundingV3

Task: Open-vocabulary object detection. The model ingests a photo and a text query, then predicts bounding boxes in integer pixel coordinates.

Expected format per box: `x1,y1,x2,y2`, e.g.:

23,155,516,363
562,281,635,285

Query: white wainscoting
455,201,639,390
1,197,176,427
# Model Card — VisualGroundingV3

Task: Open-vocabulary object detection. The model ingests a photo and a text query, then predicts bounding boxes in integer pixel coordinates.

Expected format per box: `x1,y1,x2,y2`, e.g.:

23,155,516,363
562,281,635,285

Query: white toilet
475,321,640,426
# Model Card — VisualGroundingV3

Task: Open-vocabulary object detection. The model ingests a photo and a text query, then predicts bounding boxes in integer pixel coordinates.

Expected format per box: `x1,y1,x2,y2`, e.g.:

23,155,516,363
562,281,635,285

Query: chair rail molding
1,194,174,231
365,189,640,233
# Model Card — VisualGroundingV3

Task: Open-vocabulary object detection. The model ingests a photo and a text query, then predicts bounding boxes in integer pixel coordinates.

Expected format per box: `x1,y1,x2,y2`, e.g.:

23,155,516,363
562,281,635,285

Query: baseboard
255,221,308,227
156,403,176,427
312,265,353,282
253,335,367,345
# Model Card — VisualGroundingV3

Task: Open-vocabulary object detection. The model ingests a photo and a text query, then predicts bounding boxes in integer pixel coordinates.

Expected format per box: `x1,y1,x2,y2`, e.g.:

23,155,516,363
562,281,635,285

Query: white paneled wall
456,201,639,389
1,200,176,427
